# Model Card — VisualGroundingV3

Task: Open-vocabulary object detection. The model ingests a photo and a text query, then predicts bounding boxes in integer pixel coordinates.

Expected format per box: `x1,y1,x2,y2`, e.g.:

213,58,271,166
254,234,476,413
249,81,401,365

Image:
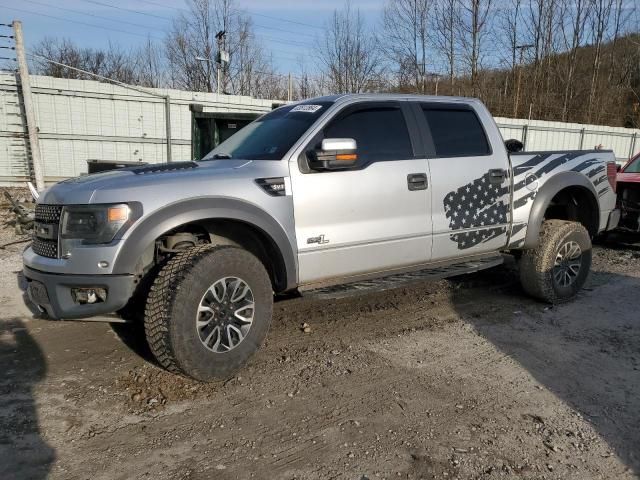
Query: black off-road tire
144,244,273,382
519,220,592,303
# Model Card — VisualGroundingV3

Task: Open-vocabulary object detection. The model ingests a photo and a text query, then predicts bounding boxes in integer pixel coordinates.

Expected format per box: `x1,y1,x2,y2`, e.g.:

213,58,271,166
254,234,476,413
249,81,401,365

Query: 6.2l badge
307,234,329,245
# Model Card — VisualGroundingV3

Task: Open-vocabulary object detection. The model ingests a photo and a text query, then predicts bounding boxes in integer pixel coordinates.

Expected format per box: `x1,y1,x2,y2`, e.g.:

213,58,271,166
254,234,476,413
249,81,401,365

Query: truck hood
38,159,282,205
617,172,640,184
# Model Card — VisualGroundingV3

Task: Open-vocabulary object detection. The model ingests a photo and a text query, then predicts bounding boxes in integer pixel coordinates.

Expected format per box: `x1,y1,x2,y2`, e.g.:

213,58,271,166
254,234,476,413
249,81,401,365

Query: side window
422,107,490,157
324,106,413,163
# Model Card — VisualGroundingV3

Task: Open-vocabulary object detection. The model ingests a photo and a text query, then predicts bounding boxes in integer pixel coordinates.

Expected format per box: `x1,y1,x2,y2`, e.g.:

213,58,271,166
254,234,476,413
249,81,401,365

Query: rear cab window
421,106,491,157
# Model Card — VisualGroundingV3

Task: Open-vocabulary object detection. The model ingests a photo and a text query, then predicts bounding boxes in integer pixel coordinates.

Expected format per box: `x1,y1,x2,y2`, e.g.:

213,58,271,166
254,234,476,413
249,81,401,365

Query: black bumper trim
23,266,135,320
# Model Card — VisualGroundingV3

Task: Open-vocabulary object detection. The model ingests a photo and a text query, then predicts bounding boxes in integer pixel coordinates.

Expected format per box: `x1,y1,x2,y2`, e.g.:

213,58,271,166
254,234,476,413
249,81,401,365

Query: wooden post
13,20,45,191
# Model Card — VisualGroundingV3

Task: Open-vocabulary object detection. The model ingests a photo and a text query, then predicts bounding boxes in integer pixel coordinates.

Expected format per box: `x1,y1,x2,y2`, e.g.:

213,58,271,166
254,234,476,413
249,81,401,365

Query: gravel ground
0,216,639,480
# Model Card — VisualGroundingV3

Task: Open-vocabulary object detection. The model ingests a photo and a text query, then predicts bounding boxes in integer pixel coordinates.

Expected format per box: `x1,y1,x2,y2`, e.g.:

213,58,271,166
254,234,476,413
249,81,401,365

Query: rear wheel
144,244,273,381
519,220,592,303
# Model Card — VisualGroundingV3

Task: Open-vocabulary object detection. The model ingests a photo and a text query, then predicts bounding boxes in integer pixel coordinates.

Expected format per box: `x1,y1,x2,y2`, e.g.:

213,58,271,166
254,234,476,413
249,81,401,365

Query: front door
289,101,432,285
412,102,511,261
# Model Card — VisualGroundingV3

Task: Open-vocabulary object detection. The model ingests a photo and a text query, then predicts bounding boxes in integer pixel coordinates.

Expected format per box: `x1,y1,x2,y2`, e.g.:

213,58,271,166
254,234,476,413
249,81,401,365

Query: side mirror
505,139,524,153
309,138,358,170
616,164,622,172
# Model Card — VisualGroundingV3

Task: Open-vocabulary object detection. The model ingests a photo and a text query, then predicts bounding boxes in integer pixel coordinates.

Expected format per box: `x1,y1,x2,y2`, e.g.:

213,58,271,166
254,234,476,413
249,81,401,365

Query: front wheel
519,220,592,303
144,245,273,381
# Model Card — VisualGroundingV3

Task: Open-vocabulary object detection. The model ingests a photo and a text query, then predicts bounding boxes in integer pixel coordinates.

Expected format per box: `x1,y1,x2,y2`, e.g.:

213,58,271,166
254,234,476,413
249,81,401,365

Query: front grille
32,237,59,259
33,204,63,258
35,204,63,224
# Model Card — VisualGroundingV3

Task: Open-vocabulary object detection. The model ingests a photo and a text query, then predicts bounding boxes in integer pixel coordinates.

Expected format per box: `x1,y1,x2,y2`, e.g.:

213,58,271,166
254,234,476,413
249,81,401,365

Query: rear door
412,102,511,261
289,101,432,284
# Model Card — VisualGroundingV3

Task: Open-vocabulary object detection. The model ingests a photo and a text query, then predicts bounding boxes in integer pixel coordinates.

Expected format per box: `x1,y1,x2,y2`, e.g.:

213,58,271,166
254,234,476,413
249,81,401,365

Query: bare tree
458,0,494,95
587,0,615,122
557,0,590,121
165,0,270,94
32,38,138,84
317,1,383,93
607,0,629,83
133,38,167,88
294,57,320,100
518,0,558,112
432,0,461,87
495,0,523,108
381,0,433,92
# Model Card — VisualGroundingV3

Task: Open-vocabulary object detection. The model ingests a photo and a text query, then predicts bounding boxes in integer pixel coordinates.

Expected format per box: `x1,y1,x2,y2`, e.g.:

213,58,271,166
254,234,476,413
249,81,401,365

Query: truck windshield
202,102,332,161
625,155,640,173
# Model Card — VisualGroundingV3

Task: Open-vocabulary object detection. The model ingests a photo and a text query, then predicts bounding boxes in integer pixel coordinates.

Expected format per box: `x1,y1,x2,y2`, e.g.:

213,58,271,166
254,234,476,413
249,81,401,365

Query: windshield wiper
212,153,232,159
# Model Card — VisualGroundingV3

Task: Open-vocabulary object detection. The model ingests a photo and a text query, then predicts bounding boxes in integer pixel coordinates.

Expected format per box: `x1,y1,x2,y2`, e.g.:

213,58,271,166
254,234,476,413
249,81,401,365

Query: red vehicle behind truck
617,152,640,232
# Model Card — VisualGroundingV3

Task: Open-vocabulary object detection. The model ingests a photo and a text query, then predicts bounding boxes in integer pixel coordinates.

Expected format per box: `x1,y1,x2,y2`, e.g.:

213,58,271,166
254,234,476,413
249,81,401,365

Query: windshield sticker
291,104,323,113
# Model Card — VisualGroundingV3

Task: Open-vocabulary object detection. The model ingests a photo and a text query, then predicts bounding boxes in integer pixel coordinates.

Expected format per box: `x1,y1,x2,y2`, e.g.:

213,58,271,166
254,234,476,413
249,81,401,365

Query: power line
78,0,172,21
134,0,187,12
254,34,313,48
249,11,323,30
133,0,324,30
1,6,164,40
27,51,167,97
21,0,159,31
253,22,309,36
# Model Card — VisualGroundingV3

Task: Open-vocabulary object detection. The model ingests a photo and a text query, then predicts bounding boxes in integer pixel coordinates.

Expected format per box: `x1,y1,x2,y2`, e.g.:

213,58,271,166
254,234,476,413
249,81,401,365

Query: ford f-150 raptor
23,94,620,381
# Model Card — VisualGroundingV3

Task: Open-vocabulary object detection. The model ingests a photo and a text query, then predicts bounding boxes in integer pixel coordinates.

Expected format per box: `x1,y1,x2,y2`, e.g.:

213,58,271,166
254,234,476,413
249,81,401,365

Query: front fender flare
524,171,599,249
112,197,297,290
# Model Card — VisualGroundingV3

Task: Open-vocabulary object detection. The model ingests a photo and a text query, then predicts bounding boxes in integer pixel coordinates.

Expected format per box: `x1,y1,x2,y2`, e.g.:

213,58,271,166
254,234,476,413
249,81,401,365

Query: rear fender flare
523,171,599,249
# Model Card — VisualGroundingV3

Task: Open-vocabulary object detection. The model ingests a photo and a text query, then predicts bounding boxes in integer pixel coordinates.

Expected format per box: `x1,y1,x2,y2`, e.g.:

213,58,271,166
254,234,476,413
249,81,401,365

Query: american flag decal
444,171,509,250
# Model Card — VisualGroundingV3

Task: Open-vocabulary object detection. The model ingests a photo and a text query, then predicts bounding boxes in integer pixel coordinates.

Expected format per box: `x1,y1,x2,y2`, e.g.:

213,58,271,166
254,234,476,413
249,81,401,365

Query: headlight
60,203,134,245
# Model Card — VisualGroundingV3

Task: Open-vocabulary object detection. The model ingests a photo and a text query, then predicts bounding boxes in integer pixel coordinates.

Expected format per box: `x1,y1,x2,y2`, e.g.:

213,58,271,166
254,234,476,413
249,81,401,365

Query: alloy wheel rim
196,276,255,353
553,240,582,288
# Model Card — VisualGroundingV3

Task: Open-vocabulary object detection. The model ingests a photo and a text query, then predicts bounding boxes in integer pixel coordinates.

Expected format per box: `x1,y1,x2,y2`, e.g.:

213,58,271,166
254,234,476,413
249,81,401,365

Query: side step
301,255,504,300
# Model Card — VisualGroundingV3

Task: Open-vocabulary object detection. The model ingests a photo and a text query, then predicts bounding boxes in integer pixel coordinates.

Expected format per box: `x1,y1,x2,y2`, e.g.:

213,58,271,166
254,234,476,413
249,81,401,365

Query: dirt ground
1,206,639,479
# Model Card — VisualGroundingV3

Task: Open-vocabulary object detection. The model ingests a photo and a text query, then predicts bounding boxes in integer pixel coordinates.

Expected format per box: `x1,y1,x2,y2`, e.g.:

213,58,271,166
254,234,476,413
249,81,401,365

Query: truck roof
301,93,482,106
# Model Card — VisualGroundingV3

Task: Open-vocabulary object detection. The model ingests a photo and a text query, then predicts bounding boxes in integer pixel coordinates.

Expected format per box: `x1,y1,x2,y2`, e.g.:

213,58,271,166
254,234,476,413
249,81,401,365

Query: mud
1,229,639,479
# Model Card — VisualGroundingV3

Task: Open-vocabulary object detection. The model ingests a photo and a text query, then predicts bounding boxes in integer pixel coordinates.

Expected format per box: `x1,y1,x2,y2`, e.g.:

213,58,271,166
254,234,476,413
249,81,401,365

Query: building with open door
0,73,283,186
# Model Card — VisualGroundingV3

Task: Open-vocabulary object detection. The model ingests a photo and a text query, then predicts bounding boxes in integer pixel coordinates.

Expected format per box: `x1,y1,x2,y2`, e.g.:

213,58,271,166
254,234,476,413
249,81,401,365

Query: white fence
0,73,276,185
1,73,639,186
496,117,638,164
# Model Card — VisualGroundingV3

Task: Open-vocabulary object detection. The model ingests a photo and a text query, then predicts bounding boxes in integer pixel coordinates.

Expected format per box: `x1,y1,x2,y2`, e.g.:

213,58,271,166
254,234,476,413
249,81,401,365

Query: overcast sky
0,0,384,73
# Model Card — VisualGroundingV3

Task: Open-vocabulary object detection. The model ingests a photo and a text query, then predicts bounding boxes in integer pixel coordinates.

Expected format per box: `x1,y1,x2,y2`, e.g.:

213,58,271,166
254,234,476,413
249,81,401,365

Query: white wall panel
2,72,638,184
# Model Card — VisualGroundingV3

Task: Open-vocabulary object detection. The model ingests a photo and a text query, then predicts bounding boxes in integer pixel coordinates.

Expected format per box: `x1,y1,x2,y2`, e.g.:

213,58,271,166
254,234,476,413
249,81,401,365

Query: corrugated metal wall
1,73,639,186
495,117,639,163
0,75,31,181
0,73,275,185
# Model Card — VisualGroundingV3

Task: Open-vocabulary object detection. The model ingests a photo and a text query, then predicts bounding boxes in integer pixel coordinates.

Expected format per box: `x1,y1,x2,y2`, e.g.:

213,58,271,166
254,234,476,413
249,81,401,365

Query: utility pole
215,30,228,95
13,20,45,191
288,73,292,101
513,44,533,119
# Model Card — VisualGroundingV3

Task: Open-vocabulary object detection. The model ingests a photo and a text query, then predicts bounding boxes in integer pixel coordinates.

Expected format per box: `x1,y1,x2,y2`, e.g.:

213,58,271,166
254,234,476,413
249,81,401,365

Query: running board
300,255,504,300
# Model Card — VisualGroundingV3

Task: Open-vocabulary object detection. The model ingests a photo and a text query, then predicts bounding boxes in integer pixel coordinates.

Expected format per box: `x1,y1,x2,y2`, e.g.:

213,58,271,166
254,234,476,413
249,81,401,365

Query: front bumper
23,266,135,320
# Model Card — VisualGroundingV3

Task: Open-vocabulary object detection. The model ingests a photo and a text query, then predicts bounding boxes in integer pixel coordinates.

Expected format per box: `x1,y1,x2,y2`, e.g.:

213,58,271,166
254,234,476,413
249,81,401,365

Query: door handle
407,173,428,191
489,169,506,184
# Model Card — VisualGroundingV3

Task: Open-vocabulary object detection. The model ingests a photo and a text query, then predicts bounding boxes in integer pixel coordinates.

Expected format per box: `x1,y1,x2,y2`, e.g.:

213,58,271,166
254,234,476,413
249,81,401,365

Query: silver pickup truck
24,94,620,381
